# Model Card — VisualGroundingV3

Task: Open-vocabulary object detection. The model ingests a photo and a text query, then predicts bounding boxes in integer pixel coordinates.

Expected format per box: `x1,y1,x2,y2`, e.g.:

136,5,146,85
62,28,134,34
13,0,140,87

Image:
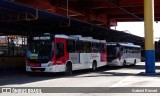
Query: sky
111,22,160,41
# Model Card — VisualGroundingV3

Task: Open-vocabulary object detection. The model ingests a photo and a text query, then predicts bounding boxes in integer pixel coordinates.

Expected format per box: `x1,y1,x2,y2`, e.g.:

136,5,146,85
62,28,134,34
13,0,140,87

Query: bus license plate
35,70,41,72
30,56,38,59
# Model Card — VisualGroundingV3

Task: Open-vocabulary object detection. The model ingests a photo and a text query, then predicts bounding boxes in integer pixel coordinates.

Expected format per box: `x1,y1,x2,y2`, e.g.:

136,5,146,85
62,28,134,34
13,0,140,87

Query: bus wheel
133,60,136,66
65,63,72,76
92,61,97,71
123,60,126,67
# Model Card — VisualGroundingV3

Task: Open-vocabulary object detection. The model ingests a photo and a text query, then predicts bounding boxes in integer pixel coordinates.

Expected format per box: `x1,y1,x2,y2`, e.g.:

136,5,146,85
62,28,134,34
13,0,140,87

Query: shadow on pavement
1,63,160,86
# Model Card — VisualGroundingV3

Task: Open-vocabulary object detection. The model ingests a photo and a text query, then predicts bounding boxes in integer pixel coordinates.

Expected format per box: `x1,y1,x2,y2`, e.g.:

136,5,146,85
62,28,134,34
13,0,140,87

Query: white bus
106,42,141,66
26,34,107,75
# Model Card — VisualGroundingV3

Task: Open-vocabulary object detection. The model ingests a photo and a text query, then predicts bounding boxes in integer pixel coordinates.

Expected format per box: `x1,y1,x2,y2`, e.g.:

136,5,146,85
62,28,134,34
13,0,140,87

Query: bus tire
133,59,136,66
65,62,72,76
123,60,126,67
92,61,97,71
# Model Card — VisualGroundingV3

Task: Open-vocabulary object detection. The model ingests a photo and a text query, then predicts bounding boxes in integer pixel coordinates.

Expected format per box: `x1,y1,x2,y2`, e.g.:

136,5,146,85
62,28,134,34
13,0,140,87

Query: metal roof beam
106,0,143,21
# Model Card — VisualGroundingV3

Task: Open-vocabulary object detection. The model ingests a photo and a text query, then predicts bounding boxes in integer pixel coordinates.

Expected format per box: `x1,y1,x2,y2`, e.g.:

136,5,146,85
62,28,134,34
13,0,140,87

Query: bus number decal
91,53,99,59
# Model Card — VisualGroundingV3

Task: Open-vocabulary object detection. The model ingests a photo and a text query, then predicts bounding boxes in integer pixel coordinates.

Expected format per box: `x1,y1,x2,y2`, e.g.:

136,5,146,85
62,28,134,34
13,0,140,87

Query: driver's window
56,43,64,59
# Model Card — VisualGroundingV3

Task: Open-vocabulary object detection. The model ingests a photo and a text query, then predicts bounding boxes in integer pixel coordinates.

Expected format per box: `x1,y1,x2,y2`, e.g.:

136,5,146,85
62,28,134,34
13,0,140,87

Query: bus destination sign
33,36,51,40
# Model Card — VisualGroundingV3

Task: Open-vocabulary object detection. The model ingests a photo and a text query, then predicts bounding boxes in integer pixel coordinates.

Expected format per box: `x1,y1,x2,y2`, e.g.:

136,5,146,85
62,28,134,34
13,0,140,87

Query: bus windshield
27,41,54,63
107,45,119,57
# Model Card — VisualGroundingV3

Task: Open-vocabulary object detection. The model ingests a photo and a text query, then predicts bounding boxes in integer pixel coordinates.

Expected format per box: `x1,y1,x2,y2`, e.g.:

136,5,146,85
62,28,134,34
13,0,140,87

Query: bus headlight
48,61,53,67
26,63,30,66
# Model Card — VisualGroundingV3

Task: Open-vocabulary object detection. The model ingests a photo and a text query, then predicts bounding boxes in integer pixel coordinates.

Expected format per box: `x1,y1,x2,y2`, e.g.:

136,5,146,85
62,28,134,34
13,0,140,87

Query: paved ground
1,62,160,96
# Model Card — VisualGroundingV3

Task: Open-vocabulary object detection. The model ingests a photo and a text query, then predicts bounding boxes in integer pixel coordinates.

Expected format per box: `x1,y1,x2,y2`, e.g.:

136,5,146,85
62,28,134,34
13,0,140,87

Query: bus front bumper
26,64,66,73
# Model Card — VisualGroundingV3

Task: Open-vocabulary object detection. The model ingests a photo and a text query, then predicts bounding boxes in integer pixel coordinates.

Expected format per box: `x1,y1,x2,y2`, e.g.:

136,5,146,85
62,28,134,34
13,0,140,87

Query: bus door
55,38,67,65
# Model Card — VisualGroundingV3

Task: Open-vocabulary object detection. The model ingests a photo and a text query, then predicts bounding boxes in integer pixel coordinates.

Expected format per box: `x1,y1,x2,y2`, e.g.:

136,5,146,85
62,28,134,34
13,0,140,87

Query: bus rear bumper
107,61,122,66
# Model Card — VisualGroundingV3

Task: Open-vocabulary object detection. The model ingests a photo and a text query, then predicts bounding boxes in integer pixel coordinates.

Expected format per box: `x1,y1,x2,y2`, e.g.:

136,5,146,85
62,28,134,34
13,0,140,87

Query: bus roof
55,34,69,38
55,34,106,43
107,42,141,48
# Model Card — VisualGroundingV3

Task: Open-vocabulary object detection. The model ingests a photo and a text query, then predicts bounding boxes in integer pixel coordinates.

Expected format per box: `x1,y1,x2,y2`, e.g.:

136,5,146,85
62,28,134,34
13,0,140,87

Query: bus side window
126,49,128,53
56,43,64,59
84,41,91,53
76,40,84,53
92,42,99,52
128,48,130,53
99,43,105,53
139,49,141,53
120,47,124,52
123,49,126,53
67,39,75,53
125,49,127,53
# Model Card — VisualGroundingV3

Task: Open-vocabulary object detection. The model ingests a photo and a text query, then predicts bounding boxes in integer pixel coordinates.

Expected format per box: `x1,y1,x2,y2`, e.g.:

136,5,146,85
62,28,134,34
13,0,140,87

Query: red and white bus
26,34,107,75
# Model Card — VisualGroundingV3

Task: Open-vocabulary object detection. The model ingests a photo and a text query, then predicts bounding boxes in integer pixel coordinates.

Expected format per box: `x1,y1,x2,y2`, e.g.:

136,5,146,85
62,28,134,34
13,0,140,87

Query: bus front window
107,46,119,58
27,41,54,63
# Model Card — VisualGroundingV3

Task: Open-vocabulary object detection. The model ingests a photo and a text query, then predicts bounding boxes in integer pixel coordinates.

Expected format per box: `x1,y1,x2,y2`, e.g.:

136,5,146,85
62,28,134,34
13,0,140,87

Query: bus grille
31,68,45,72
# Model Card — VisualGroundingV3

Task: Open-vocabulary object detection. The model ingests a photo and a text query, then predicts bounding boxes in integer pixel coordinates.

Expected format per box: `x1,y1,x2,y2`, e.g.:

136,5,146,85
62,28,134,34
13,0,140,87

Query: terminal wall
0,56,25,73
